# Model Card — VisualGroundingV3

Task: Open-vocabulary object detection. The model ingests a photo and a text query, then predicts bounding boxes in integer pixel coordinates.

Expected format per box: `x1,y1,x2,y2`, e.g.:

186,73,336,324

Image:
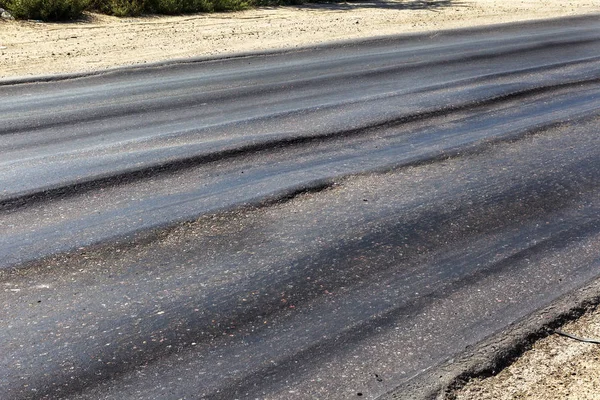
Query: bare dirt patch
0,0,598,78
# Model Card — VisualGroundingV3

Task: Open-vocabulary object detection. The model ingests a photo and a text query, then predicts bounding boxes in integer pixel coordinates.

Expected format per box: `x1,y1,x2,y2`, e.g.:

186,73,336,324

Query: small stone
0,9,14,19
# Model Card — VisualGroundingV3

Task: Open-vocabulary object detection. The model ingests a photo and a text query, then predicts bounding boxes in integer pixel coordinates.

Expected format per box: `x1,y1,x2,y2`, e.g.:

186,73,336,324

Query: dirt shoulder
1,0,599,78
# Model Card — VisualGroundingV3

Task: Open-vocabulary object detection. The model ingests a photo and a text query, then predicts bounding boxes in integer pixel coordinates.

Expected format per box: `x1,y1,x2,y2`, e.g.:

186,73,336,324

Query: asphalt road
1,15,600,400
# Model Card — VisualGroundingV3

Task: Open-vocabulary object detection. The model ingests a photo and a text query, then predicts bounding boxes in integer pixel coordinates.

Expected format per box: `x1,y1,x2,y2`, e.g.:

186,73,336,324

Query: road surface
1,15,600,400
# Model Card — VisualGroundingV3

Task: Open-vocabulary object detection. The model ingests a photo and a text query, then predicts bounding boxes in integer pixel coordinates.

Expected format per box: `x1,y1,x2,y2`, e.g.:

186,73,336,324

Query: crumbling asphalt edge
380,275,600,400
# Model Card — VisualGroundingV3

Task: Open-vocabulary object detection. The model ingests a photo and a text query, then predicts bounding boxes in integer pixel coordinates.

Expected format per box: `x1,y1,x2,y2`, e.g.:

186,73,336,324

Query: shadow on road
293,0,463,11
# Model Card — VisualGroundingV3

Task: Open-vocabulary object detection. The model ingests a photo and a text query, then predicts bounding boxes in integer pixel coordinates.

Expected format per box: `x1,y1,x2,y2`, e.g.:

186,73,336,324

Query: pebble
0,8,14,19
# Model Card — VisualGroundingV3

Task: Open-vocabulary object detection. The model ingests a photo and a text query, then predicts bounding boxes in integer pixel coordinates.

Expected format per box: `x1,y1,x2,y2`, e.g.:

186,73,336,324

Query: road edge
380,275,600,400
1,13,598,86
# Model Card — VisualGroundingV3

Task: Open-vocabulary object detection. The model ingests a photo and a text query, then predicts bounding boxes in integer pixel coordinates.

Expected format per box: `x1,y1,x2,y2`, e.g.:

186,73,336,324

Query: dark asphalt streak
1,15,600,400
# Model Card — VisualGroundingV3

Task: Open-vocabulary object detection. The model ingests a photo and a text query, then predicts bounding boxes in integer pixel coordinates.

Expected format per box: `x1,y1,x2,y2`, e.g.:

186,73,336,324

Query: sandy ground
455,307,600,400
2,0,600,398
0,0,598,78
